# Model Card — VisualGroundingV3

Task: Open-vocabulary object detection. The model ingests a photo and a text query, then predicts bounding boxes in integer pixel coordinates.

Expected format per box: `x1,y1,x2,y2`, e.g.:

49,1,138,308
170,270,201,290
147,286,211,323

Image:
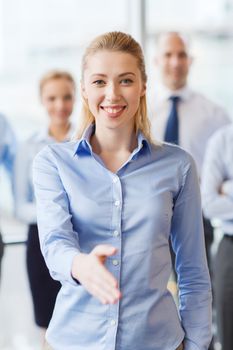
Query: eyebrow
91,72,136,78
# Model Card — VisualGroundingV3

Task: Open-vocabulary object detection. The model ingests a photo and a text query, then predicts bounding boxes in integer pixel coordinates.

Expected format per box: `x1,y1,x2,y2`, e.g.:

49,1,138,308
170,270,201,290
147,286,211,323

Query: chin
56,116,70,123
169,81,184,90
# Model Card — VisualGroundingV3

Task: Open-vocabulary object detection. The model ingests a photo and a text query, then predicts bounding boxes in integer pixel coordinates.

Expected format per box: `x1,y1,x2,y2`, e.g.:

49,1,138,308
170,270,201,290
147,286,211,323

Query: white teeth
104,107,123,113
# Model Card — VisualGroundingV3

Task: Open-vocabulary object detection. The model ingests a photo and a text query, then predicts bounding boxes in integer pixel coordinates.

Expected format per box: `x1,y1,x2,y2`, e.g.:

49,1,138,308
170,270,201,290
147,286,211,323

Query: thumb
92,244,117,259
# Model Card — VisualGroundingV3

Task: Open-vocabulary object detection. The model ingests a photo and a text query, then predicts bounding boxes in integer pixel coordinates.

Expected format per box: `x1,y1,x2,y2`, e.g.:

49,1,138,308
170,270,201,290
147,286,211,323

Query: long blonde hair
76,31,153,142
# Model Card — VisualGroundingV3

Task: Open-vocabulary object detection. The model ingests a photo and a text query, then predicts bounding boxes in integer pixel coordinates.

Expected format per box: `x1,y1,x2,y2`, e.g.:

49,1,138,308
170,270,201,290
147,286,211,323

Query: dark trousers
0,232,4,280
27,224,61,328
215,235,233,350
203,217,214,277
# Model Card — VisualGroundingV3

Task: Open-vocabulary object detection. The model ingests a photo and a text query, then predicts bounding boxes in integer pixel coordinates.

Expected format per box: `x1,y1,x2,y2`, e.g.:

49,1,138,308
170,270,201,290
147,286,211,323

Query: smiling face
81,50,146,134
156,33,192,91
41,78,75,126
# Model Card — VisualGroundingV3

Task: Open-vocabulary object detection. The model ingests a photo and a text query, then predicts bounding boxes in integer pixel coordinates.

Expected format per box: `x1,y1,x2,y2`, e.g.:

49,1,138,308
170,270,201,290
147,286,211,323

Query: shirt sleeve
33,146,80,285
221,180,233,199
14,141,37,223
0,115,17,177
171,154,212,350
214,105,231,126
202,132,233,220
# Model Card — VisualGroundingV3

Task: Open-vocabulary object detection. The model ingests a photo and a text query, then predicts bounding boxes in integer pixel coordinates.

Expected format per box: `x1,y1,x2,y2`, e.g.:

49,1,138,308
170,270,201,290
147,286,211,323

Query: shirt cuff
49,248,80,287
184,340,201,350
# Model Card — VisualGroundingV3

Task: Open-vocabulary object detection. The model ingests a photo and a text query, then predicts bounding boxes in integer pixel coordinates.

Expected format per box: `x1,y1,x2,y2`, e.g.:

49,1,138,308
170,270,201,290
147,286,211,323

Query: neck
90,123,138,174
165,82,186,92
49,122,70,142
91,124,137,155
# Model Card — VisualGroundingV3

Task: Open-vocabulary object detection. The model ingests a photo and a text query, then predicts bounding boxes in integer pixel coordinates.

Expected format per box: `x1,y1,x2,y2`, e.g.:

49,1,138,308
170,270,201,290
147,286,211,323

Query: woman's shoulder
34,140,78,164
151,141,194,166
18,130,51,157
151,142,197,182
20,129,49,147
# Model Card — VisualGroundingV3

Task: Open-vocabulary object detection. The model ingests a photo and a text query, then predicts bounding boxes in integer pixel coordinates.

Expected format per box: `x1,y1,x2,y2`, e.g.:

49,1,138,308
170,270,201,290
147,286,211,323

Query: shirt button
112,259,119,266
114,200,120,207
113,230,119,237
113,177,118,183
110,319,116,326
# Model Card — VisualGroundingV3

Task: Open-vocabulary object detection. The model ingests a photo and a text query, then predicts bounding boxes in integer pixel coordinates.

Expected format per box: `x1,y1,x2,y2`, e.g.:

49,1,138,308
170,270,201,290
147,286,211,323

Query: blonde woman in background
14,70,76,345
33,32,211,350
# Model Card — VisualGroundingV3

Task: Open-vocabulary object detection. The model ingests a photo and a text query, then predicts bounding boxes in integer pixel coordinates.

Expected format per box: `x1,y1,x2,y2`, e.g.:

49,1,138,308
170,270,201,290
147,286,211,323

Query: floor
0,214,41,350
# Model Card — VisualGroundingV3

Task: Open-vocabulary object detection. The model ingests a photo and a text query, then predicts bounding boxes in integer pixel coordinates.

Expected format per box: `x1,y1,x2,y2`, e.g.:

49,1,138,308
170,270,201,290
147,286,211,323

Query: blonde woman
33,32,211,350
14,70,76,335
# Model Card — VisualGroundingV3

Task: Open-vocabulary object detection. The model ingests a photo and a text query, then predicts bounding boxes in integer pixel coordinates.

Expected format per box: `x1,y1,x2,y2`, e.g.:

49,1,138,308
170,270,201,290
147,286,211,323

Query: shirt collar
73,124,94,156
36,123,75,142
73,123,152,156
157,84,192,102
137,131,152,155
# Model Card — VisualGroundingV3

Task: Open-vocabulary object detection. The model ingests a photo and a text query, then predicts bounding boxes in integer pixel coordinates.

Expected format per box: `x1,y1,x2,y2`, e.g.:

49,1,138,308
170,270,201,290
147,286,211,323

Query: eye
164,52,172,58
47,96,55,102
179,52,188,59
92,79,105,86
64,94,73,101
120,78,133,85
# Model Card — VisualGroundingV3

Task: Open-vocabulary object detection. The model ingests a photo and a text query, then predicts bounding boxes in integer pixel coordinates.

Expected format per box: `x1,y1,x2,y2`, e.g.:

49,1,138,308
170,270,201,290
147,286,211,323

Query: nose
55,98,66,110
170,55,180,68
106,82,121,102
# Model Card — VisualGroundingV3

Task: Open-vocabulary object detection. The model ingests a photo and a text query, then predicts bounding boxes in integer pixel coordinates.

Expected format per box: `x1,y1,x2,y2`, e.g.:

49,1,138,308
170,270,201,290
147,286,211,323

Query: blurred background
0,0,232,348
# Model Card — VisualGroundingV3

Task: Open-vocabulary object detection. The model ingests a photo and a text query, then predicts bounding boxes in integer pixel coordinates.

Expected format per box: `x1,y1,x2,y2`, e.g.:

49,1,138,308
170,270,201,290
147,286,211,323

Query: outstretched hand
71,244,121,304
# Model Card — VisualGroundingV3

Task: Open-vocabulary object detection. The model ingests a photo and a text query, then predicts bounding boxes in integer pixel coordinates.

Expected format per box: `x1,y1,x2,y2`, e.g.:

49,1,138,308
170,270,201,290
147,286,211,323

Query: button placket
113,176,118,183
114,200,120,207
110,319,116,326
112,174,122,240
106,173,122,348
112,259,119,266
113,230,119,237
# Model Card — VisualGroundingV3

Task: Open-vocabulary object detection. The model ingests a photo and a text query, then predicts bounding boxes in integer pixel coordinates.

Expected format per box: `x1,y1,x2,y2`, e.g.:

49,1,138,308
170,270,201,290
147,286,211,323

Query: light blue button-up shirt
0,113,16,176
33,124,212,350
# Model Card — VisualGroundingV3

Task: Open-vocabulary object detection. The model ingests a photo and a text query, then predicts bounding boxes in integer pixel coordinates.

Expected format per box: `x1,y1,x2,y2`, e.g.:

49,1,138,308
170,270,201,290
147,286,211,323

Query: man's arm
202,129,233,221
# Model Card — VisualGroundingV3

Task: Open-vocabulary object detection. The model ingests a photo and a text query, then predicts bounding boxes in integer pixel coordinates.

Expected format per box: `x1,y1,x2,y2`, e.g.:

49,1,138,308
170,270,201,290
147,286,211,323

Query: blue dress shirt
33,124,212,350
0,113,16,176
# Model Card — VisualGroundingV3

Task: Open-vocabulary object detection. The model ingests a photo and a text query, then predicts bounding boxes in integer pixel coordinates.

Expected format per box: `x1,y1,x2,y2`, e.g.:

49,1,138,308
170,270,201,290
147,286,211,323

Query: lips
101,105,126,118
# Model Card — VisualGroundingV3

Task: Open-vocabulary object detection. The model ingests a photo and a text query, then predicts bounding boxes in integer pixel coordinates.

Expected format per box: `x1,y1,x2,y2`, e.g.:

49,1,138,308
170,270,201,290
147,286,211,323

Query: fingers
92,244,117,259
72,246,122,305
87,252,121,304
91,281,121,304
91,264,121,303
97,261,118,287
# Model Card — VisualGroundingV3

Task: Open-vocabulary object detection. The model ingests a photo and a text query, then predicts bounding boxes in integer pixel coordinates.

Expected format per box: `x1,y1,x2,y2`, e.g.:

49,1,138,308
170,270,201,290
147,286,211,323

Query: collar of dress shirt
35,123,75,143
156,84,193,103
73,123,152,157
